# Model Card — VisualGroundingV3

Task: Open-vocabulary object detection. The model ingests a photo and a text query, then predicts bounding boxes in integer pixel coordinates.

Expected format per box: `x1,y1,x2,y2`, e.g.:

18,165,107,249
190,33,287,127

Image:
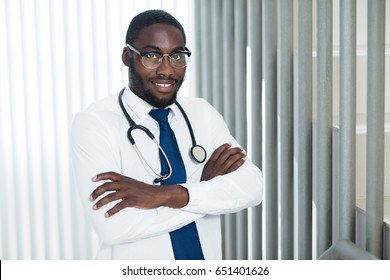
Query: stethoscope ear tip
153,178,162,184
153,171,170,184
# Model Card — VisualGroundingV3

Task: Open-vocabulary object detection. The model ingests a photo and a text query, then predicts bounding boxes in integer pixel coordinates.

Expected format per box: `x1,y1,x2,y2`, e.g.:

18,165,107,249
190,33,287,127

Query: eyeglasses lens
142,53,189,69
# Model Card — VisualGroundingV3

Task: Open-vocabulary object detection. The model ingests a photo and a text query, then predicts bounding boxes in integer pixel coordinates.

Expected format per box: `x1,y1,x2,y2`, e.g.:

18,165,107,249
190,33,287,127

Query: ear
122,47,130,66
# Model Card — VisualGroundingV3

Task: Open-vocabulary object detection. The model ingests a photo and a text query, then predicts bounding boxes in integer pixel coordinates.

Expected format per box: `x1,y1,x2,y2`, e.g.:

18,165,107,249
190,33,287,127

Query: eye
170,53,184,61
143,52,161,60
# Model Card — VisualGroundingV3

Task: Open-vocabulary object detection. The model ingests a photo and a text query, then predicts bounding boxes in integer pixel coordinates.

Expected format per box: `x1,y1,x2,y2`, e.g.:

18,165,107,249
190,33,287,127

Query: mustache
150,76,178,83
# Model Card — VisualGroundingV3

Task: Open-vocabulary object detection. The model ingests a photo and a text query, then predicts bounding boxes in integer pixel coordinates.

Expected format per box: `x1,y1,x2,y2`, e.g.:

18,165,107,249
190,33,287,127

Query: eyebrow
140,44,186,53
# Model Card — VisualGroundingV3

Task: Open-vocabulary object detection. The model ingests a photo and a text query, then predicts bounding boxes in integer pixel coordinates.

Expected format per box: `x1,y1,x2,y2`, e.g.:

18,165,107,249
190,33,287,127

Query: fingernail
104,212,110,218
89,195,94,201
92,204,97,210
91,175,97,181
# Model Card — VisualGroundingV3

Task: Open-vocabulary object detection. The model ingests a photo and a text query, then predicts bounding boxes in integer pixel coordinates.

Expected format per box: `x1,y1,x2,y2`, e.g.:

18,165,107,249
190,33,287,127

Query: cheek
177,68,186,77
172,68,186,82
130,61,152,83
136,65,154,81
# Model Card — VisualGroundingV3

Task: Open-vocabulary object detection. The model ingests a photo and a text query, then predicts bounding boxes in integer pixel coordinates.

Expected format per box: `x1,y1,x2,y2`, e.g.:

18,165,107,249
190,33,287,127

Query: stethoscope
118,88,207,183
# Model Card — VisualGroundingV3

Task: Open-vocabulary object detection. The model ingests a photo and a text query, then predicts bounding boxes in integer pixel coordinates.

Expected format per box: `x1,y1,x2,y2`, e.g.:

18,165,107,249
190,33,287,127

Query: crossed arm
89,143,246,217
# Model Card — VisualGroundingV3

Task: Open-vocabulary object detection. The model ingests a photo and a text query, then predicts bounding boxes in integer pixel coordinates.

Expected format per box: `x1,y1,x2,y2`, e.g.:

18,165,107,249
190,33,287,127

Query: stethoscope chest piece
118,88,207,183
191,145,207,163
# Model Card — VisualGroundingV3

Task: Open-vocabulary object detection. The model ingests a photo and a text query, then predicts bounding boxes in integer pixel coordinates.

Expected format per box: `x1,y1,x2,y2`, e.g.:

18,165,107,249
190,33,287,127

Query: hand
89,172,188,217
200,143,246,181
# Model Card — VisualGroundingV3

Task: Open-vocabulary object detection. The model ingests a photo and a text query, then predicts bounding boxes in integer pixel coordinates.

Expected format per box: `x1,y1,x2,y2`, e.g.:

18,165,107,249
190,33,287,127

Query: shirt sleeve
70,109,203,246
182,163,263,215
180,100,263,215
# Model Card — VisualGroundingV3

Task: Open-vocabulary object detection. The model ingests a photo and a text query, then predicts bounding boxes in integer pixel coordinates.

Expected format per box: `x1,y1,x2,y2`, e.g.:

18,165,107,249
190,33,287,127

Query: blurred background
0,0,195,259
1,0,389,260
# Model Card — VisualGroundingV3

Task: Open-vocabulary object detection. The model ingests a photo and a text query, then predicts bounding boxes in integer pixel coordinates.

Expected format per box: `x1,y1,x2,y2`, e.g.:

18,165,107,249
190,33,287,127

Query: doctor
71,9,263,260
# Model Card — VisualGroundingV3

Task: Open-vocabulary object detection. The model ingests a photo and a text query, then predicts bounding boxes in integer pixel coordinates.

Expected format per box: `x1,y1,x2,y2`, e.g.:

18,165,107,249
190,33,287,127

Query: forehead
133,23,185,50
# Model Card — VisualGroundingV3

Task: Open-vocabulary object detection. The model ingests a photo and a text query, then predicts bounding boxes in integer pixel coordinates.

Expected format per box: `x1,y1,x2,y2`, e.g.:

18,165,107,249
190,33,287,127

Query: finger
219,150,246,171
218,147,244,164
209,143,232,162
104,200,130,217
93,191,123,210
227,158,246,173
92,171,122,182
90,181,119,201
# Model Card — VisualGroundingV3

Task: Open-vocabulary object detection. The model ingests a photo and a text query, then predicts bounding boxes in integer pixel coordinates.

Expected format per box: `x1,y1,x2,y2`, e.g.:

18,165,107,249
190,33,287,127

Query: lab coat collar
122,86,180,122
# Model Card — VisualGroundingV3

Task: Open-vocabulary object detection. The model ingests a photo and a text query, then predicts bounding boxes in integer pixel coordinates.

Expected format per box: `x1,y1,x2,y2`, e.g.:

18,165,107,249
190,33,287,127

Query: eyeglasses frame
126,44,192,69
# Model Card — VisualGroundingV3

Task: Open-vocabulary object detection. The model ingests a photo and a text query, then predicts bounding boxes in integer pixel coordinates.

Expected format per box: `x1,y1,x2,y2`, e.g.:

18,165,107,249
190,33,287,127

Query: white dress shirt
71,86,263,259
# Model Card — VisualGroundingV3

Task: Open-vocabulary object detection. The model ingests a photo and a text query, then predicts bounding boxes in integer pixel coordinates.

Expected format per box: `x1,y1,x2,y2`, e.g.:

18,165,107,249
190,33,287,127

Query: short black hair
125,10,186,45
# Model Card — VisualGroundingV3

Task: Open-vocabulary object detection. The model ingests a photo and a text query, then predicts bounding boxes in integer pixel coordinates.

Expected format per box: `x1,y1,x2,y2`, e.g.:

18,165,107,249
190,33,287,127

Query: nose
156,55,174,76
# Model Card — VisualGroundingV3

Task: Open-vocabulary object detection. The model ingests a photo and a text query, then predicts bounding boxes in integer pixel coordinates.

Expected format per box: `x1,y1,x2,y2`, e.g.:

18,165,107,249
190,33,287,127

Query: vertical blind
0,0,195,260
194,0,389,260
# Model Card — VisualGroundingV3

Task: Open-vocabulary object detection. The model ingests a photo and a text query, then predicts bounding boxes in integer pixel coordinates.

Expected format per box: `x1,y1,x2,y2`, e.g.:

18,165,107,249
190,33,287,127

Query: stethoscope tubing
118,88,206,183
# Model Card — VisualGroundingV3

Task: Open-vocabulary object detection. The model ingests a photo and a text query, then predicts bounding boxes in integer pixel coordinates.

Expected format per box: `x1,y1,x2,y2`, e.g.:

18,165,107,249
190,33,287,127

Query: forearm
73,161,200,245
75,170,201,244
85,202,203,245
71,114,201,245
76,171,201,244
182,162,263,215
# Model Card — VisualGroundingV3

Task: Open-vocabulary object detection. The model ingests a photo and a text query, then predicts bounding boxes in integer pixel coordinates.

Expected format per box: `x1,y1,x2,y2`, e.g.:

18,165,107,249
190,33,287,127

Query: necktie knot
149,108,170,124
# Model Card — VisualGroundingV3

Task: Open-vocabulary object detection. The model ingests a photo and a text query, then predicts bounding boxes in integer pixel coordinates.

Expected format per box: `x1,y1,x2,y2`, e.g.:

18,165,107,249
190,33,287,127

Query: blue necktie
149,108,204,260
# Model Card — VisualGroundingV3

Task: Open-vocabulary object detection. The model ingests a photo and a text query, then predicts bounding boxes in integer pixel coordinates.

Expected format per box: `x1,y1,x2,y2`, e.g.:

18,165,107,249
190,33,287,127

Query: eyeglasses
127,44,192,69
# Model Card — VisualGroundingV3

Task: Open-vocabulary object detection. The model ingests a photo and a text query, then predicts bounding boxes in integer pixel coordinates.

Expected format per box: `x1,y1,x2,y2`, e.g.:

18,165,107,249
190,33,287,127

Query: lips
151,79,177,92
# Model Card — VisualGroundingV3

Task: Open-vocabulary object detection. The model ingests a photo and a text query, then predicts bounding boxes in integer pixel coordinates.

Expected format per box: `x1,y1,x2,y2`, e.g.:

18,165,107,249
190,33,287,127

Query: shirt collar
122,86,180,122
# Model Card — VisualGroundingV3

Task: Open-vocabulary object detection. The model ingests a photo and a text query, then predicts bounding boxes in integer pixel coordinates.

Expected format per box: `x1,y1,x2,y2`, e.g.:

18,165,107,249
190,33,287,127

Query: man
71,9,262,260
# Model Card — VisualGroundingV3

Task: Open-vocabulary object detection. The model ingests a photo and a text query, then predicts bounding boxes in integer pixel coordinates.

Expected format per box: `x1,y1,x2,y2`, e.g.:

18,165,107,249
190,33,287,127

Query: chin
137,90,178,109
153,94,177,109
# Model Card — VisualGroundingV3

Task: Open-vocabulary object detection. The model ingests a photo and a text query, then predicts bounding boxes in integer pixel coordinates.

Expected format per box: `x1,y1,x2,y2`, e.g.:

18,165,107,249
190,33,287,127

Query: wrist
162,184,189,208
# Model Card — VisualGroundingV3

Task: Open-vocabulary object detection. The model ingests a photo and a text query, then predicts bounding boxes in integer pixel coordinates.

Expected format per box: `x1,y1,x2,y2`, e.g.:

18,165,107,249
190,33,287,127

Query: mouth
155,82,173,88
152,79,177,92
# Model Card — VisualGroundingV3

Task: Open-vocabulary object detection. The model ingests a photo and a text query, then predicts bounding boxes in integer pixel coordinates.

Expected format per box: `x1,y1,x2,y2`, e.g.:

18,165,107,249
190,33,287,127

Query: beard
128,58,184,109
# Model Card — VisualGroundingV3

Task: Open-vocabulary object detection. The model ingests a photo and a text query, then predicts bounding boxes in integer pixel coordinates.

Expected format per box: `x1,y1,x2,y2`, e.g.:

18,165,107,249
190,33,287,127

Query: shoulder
71,94,124,134
81,94,120,117
73,94,121,122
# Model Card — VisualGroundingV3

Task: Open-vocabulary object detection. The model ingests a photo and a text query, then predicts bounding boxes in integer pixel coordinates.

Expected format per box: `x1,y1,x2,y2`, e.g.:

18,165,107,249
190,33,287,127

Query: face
122,23,187,108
